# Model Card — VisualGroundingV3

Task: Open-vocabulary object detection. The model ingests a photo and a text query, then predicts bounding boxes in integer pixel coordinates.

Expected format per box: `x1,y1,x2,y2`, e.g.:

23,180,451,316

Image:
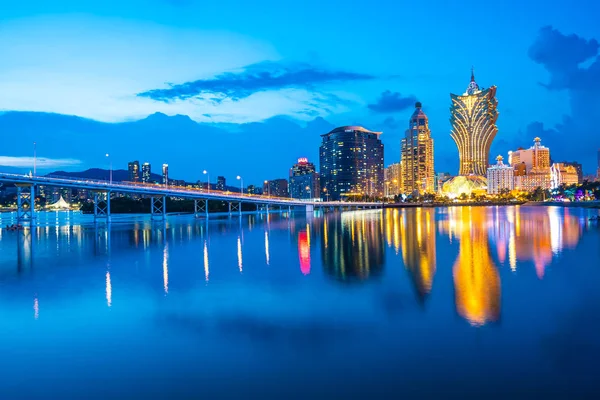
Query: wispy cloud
137,61,375,103
368,90,417,113
0,157,81,168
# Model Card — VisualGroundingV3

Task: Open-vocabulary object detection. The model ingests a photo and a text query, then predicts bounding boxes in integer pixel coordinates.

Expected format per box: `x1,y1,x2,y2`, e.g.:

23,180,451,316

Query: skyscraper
510,138,553,191
486,156,514,194
142,162,151,183
289,158,320,200
264,179,289,197
162,164,169,185
596,149,600,180
450,69,499,176
216,176,226,191
384,163,401,197
128,161,140,182
320,126,384,201
401,102,434,195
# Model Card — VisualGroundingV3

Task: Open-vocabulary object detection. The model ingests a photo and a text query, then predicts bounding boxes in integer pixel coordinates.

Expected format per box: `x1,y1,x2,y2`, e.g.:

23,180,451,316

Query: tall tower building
216,176,226,191
289,158,320,199
162,164,169,185
320,126,384,201
597,149,600,180
401,102,434,194
486,155,514,194
128,161,140,182
141,162,151,183
450,69,499,176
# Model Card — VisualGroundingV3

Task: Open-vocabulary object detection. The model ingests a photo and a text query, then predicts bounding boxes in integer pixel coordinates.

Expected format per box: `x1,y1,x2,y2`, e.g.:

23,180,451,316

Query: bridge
0,172,382,225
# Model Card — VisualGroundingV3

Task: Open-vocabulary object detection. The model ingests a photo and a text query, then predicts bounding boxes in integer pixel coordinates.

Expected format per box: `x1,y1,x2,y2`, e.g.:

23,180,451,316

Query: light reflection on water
0,206,599,397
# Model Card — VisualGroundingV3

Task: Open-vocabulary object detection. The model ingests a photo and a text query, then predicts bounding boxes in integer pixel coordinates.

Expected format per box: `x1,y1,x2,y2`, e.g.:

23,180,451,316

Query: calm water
1,206,600,398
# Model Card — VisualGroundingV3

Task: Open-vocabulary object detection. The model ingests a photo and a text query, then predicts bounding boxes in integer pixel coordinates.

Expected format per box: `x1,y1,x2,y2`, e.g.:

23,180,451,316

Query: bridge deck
0,173,381,208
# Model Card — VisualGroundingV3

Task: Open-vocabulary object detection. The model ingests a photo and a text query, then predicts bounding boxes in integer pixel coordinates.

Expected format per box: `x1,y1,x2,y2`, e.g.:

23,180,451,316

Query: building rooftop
325,126,382,136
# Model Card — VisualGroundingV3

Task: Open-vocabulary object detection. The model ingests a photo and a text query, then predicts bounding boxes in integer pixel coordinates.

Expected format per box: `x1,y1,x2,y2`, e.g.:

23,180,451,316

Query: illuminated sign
297,157,308,164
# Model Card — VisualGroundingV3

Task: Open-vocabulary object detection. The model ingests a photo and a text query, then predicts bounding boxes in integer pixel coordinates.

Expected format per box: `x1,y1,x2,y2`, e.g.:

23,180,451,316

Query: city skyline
0,1,599,181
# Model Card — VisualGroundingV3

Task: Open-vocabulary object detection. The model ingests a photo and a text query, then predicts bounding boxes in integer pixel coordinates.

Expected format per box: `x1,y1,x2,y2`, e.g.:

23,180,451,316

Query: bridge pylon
228,201,242,217
151,196,167,221
194,199,209,219
93,191,111,223
16,183,36,226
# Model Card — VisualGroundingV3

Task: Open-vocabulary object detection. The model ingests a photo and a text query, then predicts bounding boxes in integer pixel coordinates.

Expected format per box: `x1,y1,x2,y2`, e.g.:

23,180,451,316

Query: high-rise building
264,179,289,197
384,163,401,197
216,176,226,191
557,162,583,184
510,138,553,191
449,69,499,177
508,138,551,173
320,126,384,200
128,161,140,182
162,164,169,185
141,162,151,183
289,158,320,199
487,156,514,194
550,163,579,188
401,102,434,195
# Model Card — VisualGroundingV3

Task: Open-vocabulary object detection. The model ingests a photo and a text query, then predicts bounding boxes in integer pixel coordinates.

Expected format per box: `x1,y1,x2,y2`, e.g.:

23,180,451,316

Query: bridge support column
93,191,111,223
194,199,209,219
288,205,292,215
16,184,36,226
256,204,260,214
229,202,241,217
151,196,167,221
305,204,314,214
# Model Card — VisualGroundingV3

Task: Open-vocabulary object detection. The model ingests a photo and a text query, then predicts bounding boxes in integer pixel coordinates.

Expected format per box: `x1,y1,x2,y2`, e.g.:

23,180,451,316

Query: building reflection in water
203,240,209,282
394,208,437,303
163,243,169,295
443,207,501,326
106,271,112,307
237,236,243,273
264,231,270,266
321,211,385,282
298,229,311,275
33,296,39,320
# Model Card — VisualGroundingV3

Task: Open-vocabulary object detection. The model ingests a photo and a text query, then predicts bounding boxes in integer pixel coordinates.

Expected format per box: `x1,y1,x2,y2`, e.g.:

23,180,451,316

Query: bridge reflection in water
0,205,592,328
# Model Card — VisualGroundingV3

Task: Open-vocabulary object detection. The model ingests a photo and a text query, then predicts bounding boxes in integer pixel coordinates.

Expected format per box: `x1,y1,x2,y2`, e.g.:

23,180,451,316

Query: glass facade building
141,162,151,183
289,158,320,200
128,161,140,182
319,126,384,201
401,102,434,194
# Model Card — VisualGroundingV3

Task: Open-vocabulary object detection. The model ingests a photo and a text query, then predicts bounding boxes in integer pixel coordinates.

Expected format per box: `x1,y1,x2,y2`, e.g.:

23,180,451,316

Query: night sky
1,0,599,181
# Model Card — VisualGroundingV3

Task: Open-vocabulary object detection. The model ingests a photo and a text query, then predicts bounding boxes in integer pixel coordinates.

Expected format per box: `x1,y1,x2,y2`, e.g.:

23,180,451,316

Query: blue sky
1,0,599,177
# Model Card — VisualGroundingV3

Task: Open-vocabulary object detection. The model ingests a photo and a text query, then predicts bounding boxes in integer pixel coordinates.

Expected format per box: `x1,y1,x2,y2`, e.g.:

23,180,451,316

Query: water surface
1,206,599,398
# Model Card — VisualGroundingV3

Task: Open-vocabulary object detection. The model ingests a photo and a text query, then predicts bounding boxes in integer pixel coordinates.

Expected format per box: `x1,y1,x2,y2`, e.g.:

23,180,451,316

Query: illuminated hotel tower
450,69,499,176
401,102,434,194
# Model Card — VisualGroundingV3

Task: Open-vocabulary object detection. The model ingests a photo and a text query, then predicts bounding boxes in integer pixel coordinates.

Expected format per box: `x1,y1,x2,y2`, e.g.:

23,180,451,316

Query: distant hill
45,168,162,183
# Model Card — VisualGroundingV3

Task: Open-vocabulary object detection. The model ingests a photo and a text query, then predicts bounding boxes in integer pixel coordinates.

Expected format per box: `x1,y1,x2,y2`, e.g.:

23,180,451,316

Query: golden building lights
401,102,434,194
449,69,499,177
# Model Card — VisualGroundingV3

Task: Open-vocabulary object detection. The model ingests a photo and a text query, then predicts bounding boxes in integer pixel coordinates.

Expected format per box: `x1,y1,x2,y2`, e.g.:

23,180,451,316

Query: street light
237,175,243,196
105,153,112,184
203,170,210,193
33,142,37,176
264,180,270,197
323,187,330,202
306,185,312,200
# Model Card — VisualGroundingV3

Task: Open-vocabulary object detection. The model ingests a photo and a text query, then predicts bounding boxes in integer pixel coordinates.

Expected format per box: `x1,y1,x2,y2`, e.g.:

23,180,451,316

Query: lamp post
306,185,312,200
105,153,112,184
264,180,270,197
33,142,37,176
203,170,210,193
323,188,330,202
237,175,243,196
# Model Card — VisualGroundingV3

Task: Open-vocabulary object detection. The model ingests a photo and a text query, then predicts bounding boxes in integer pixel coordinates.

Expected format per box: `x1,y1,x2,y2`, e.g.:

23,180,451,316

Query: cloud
382,116,401,130
526,26,600,172
0,157,81,168
137,61,375,103
367,90,417,113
